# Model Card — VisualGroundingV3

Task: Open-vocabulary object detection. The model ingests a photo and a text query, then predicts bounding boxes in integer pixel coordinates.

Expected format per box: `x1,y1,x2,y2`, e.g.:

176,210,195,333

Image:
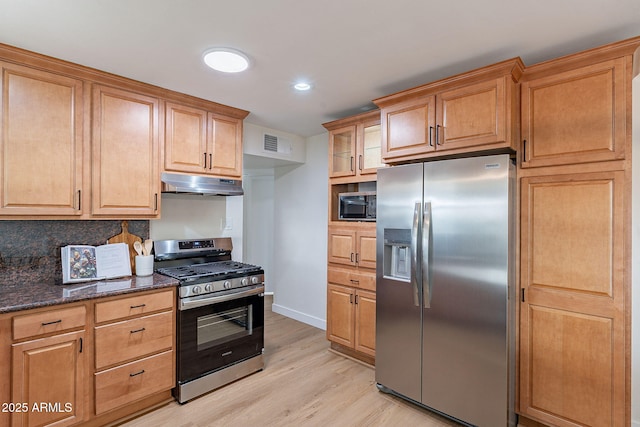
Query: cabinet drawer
328,267,376,291
95,290,174,323
94,350,174,415
95,311,174,369
13,305,86,340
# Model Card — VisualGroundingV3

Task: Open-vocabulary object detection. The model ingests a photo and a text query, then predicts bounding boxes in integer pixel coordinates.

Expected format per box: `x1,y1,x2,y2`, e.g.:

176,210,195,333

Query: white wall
243,169,275,293
271,133,328,329
149,193,243,260
244,122,306,163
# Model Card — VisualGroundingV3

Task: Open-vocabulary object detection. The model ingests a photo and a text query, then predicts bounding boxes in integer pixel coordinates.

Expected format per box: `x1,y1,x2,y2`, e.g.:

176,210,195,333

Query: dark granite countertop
0,273,178,314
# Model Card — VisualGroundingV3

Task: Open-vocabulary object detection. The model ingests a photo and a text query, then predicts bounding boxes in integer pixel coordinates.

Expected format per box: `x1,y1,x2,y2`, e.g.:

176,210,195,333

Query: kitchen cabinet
0,61,84,216
374,58,523,163
326,224,376,364
93,289,175,415
516,37,638,427
165,101,247,179
519,171,625,427
520,57,627,168
323,110,383,180
10,305,87,427
327,224,376,270
327,281,376,358
324,110,379,364
0,287,177,427
0,43,249,219
91,84,160,217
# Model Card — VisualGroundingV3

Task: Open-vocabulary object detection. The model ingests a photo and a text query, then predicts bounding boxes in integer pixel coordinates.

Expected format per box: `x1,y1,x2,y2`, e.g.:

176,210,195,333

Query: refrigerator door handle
411,201,421,307
422,201,432,309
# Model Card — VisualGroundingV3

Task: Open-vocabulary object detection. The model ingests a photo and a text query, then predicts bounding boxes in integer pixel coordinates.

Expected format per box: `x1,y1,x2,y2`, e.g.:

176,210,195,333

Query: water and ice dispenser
382,228,411,282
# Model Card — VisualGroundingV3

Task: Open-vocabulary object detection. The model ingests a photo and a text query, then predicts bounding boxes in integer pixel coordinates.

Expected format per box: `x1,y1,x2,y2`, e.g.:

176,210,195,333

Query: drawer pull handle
41,319,62,326
350,279,360,284
130,303,146,309
129,369,145,377
130,327,146,334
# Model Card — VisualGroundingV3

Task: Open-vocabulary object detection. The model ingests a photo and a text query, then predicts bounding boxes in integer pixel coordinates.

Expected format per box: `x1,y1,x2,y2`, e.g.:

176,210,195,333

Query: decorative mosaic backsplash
0,220,149,286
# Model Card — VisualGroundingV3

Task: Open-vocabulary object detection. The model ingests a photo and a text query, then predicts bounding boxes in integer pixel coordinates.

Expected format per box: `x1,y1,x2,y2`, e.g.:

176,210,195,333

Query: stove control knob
192,286,201,295
224,281,232,289
251,276,260,284
204,284,213,292
241,278,249,286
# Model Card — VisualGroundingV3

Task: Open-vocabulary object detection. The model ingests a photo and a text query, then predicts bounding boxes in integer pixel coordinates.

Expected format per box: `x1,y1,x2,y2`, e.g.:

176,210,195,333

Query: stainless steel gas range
154,237,265,404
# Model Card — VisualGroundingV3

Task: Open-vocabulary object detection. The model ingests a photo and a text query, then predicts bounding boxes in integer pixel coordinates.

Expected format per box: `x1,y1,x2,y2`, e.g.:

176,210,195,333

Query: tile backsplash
0,220,148,286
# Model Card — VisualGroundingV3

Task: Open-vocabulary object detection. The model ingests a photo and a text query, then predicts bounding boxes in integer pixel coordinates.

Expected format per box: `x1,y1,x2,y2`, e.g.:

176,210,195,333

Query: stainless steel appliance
338,191,376,221
376,154,516,427
154,237,264,404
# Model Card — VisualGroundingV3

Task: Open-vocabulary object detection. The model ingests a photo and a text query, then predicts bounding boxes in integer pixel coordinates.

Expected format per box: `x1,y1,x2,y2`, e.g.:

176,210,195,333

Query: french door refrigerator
375,154,516,427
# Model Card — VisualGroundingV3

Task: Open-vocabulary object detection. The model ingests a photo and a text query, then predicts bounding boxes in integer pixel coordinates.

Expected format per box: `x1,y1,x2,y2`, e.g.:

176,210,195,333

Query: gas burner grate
157,260,262,280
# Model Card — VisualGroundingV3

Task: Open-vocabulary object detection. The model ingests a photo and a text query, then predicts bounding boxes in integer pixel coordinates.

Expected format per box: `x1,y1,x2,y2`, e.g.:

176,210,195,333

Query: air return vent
264,134,278,152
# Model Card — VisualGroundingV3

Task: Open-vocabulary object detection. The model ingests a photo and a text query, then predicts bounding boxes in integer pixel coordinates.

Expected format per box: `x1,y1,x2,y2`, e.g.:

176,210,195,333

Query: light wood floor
121,297,462,427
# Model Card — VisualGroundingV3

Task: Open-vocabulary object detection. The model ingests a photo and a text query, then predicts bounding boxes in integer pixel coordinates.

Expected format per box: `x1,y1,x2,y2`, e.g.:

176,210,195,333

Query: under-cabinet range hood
161,172,244,196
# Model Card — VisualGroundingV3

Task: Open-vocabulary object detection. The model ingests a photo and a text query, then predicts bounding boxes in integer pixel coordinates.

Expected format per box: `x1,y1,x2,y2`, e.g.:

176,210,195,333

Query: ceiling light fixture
293,82,312,91
203,48,250,73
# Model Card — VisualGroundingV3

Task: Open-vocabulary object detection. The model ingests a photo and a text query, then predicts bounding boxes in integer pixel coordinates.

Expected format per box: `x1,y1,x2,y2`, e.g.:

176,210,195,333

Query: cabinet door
328,227,357,266
329,125,356,178
437,77,506,151
208,112,242,178
326,284,354,348
0,62,83,216
521,57,627,168
356,228,376,269
381,94,436,161
354,289,376,357
519,171,625,427
164,102,207,173
11,330,85,427
92,85,159,217
358,120,383,175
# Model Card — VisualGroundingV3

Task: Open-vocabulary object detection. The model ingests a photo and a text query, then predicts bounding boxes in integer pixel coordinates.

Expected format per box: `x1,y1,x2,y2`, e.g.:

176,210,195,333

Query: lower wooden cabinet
94,350,173,415
11,330,86,427
1,287,176,427
519,171,626,427
327,283,376,359
93,289,175,417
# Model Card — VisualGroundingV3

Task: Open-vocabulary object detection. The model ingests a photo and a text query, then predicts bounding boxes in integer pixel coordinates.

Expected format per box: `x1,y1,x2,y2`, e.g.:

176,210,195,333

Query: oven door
176,285,264,384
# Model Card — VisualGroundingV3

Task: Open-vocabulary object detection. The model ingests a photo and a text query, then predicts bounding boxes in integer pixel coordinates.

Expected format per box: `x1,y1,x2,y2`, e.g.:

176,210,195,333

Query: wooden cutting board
107,220,143,271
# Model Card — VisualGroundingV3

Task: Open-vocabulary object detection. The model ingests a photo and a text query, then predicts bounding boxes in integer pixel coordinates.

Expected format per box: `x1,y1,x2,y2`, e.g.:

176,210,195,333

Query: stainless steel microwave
338,191,376,221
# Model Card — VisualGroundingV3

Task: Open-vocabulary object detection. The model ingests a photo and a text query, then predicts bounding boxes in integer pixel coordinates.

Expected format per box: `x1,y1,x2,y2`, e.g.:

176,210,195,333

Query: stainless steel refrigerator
375,154,516,427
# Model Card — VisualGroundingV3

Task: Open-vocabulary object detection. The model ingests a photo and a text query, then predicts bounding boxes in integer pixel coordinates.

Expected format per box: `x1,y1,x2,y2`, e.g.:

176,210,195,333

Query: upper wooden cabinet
91,85,160,217
165,102,246,179
0,62,84,216
374,58,524,163
323,110,383,180
521,56,629,168
0,43,249,219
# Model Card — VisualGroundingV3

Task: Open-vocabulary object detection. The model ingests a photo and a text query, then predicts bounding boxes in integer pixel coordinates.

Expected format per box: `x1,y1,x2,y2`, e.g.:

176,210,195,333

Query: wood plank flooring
120,297,462,427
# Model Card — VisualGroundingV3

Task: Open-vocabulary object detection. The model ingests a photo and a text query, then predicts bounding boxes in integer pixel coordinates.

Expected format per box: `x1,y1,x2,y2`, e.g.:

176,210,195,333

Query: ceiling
1,0,639,138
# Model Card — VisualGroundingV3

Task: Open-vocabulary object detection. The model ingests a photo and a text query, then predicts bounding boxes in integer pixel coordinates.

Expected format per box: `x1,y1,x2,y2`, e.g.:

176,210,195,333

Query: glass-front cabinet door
360,121,382,175
329,125,356,178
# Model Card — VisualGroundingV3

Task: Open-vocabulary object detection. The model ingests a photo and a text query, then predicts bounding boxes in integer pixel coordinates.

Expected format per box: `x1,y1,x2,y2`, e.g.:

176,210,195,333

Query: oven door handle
179,284,265,311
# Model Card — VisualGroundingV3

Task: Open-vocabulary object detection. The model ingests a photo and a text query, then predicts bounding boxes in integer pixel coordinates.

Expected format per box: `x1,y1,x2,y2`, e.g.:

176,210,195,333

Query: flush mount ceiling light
293,82,312,91
203,48,250,73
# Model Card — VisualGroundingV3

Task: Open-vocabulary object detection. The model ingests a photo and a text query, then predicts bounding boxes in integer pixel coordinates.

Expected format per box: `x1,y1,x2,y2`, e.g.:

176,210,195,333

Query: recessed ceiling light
293,82,312,91
203,48,250,73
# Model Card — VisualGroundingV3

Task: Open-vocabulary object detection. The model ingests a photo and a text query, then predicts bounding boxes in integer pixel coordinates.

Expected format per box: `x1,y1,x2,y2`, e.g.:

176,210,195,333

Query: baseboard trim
271,303,326,330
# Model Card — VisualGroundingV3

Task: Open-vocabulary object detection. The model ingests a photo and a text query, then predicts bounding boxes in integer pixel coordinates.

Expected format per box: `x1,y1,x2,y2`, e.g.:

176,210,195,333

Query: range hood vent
161,172,243,196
